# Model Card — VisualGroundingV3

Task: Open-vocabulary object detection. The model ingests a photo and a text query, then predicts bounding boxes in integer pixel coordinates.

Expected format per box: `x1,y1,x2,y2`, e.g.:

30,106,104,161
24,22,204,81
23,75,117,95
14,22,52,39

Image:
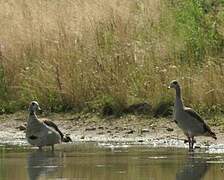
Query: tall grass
0,0,223,114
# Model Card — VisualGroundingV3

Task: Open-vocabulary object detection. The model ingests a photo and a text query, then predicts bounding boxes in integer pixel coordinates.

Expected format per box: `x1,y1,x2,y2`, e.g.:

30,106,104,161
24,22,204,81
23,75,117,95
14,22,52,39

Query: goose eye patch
29,135,38,140
173,81,178,85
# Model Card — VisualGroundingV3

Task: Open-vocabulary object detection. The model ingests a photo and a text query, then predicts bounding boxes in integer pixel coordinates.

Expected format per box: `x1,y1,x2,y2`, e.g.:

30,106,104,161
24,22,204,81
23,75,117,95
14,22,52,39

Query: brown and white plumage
43,119,72,142
169,80,216,151
26,101,66,150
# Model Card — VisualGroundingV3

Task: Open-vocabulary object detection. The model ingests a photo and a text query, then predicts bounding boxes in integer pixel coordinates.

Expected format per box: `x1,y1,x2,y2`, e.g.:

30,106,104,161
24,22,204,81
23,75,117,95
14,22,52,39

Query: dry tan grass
0,0,223,112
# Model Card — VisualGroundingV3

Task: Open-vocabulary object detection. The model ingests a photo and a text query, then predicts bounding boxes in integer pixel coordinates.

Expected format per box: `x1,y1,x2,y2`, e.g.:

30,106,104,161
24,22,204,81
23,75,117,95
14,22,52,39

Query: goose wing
184,107,214,135
43,120,72,142
43,120,64,140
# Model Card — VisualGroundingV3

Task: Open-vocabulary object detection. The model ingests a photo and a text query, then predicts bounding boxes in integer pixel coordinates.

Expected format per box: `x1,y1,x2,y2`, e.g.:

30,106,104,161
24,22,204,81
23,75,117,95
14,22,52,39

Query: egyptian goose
26,101,71,150
169,80,216,151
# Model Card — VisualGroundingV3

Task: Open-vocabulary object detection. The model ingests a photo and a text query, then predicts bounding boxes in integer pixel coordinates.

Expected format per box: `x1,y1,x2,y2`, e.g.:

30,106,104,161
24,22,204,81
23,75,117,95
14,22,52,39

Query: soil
0,111,224,152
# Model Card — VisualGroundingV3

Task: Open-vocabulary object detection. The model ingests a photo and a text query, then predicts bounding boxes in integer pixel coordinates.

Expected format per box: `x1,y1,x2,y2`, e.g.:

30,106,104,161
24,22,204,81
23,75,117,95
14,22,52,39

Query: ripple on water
147,156,168,159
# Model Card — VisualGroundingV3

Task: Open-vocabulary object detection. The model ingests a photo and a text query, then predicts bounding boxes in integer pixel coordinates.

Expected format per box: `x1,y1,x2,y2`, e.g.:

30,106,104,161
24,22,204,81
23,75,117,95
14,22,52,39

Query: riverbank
0,111,224,153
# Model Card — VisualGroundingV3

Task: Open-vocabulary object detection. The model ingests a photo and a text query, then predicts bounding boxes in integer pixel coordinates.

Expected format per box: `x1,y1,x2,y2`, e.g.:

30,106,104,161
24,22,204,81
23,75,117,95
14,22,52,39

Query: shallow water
0,143,224,180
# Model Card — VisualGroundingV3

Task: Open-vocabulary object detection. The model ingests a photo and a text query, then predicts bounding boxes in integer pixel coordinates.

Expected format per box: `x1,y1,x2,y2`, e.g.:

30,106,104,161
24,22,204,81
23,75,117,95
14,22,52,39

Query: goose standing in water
168,80,216,151
26,101,71,151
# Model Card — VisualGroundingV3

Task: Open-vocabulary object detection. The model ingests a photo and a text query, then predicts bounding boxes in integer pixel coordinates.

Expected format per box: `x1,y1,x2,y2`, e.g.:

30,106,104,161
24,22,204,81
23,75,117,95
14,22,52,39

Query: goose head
168,80,180,89
28,101,41,113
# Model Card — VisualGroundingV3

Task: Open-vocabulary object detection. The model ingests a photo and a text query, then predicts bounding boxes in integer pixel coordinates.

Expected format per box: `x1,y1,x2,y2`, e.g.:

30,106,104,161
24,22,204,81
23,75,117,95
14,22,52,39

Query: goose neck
175,86,184,109
28,111,38,119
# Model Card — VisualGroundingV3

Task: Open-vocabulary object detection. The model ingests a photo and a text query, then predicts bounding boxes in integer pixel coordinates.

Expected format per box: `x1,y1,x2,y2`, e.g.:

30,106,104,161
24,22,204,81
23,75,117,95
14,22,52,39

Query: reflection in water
0,145,223,180
27,151,63,180
176,154,209,180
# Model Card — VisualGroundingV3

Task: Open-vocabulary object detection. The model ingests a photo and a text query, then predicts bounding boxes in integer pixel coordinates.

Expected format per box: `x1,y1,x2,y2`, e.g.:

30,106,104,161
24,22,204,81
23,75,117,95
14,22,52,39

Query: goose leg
51,145,54,151
190,138,195,152
187,136,194,152
191,137,195,149
187,136,192,151
184,139,196,144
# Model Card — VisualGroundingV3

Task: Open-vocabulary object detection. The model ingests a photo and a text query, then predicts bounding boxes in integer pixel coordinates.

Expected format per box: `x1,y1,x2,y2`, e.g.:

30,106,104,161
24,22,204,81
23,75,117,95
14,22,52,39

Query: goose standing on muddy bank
26,101,71,151
168,80,217,151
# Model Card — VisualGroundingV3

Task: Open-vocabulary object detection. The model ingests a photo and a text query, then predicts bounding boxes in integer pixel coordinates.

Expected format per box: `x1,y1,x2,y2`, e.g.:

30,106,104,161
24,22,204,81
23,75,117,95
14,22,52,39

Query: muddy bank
0,112,224,152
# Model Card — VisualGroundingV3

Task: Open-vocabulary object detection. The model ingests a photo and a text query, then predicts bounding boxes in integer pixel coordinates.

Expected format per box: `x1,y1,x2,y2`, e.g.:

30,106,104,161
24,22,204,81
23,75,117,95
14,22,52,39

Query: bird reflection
27,151,63,180
176,154,209,180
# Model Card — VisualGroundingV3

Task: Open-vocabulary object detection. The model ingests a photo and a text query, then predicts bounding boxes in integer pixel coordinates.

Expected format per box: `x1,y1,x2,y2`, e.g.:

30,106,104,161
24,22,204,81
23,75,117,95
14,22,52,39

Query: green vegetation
0,0,223,115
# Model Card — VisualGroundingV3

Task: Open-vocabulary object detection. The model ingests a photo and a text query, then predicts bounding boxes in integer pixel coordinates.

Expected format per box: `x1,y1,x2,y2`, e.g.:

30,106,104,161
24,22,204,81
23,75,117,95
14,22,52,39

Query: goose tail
206,130,217,140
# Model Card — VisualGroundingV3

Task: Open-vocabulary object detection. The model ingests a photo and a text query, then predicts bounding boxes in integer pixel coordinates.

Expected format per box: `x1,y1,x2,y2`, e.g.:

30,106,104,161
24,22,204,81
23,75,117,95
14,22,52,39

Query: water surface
0,143,224,180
